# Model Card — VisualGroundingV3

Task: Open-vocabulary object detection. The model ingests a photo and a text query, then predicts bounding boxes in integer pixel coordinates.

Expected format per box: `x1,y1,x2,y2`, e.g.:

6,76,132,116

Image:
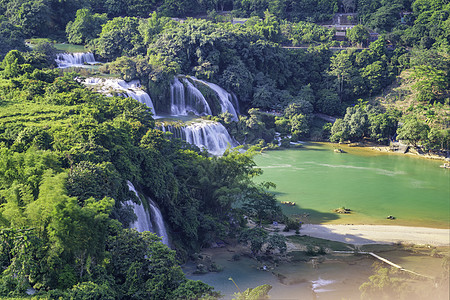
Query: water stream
55,52,99,68
189,77,239,121
124,181,170,246
158,119,236,155
83,78,156,116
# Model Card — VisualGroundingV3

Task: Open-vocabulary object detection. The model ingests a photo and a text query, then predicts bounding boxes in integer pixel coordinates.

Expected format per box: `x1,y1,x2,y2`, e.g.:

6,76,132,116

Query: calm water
184,247,446,300
253,143,450,228
184,248,374,300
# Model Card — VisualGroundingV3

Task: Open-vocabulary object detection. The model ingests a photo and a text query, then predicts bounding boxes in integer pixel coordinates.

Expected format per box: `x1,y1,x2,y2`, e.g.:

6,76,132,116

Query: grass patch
54,43,88,53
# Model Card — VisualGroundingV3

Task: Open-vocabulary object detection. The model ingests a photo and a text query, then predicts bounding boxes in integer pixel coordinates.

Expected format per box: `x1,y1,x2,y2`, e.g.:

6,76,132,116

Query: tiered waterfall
55,52,99,68
83,78,156,116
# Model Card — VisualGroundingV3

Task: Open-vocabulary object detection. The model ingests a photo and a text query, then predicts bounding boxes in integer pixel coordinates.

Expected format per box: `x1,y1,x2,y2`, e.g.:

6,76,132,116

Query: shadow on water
280,203,341,224
270,191,286,196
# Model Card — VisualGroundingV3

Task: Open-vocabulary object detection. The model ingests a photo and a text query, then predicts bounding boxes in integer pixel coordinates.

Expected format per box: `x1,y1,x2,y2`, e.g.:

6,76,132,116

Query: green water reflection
254,143,450,228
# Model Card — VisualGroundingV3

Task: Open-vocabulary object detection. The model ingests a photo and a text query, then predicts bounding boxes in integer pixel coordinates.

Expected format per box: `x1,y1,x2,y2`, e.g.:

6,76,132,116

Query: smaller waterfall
183,78,212,115
170,77,213,116
148,198,169,245
119,80,156,115
125,181,170,246
158,122,185,138
56,52,99,68
83,78,156,116
231,93,241,115
190,77,239,121
125,181,154,233
170,77,186,115
160,120,236,155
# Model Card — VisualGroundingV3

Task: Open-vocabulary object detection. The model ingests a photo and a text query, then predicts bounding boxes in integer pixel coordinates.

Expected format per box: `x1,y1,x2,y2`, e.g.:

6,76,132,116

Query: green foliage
232,284,272,300
346,24,370,47
172,280,222,300
69,281,116,300
4,0,51,37
254,10,281,42
281,21,335,46
234,0,337,22
66,161,124,204
1,50,25,79
396,116,430,147
107,229,186,299
330,103,399,144
242,183,281,226
239,227,268,254
91,17,143,61
0,17,27,59
105,0,159,18
66,8,107,45
359,263,410,300
265,233,286,254
410,65,449,103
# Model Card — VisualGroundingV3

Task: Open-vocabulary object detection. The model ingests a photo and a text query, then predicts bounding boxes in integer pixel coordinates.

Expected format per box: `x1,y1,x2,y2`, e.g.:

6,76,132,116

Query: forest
0,0,449,298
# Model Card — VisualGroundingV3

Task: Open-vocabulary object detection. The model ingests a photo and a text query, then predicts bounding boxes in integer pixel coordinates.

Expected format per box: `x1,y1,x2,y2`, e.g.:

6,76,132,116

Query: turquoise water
253,143,450,228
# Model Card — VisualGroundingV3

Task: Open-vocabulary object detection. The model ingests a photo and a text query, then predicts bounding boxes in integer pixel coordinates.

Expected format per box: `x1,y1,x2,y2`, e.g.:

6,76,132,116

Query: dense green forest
0,51,282,297
0,0,449,298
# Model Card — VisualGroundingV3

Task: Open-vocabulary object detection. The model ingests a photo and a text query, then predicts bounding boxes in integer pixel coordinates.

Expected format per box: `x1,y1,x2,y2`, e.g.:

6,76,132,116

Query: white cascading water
55,52,99,68
190,77,239,121
148,198,170,246
170,77,212,116
83,78,156,116
231,93,241,115
125,181,170,246
170,77,186,115
158,120,236,155
125,181,154,233
182,78,212,115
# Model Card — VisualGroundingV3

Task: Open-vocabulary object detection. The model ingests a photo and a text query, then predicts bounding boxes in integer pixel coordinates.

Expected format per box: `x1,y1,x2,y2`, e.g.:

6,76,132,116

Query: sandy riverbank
297,224,450,246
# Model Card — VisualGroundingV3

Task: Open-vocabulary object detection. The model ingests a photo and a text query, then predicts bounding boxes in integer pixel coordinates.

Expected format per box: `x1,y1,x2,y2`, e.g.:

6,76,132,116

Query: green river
185,144,449,299
253,143,450,228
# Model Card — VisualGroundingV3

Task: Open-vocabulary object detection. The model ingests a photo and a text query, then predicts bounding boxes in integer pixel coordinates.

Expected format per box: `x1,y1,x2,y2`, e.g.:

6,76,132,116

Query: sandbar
298,224,450,246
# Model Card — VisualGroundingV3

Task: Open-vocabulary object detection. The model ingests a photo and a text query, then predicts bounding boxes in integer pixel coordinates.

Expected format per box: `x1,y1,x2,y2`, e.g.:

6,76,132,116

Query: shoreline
329,141,449,162
296,224,450,246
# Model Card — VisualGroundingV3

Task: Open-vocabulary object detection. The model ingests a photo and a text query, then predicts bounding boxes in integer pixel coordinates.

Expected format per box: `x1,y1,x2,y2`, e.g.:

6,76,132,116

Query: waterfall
148,198,170,245
170,77,213,116
231,93,240,115
160,120,235,155
125,181,170,246
119,80,156,115
190,77,239,121
125,181,154,233
83,78,156,116
184,121,236,155
56,52,99,68
170,77,186,115
183,78,212,115
157,123,185,138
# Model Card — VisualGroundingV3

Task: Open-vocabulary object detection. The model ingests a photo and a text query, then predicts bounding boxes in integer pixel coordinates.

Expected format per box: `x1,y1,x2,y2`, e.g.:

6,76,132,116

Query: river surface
185,144,449,299
184,245,446,300
253,143,450,228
